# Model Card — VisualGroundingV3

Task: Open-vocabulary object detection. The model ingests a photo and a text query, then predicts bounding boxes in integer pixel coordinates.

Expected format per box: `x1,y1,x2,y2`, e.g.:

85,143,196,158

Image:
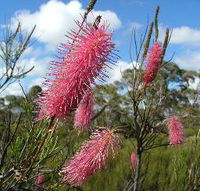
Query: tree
0,22,36,93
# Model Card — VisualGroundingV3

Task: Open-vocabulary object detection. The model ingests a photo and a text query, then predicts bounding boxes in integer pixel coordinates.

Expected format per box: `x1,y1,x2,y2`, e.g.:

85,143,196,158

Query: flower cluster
36,173,44,185
37,22,117,120
74,89,94,130
60,128,120,186
167,115,184,145
143,42,163,86
131,152,137,169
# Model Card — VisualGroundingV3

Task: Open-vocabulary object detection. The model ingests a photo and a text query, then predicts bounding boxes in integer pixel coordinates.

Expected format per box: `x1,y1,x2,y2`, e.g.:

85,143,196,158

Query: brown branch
91,104,109,121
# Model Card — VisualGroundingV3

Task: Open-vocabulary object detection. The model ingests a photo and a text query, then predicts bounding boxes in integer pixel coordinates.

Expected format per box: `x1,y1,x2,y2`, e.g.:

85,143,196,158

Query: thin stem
133,144,142,191
25,117,55,176
154,6,160,41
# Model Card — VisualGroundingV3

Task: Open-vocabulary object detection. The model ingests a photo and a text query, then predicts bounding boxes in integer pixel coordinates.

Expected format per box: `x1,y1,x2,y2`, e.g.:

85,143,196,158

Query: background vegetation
0,2,200,191
0,61,199,190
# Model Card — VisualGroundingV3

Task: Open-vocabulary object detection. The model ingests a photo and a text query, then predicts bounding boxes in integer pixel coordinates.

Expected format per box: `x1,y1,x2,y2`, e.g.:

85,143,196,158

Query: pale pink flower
37,22,117,120
143,42,163,86
167,115,184,145
74,89,94,130
60,128,120,186
36,173,44,185
131,153,137,169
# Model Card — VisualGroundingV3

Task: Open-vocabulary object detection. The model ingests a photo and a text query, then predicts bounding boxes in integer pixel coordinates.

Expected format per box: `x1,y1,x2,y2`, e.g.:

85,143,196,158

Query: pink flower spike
74,89,94,130
60,128,120,187
131,153,137,169
37,22,118,120
143,42,163,86
36,173,45,185
167,115,184,145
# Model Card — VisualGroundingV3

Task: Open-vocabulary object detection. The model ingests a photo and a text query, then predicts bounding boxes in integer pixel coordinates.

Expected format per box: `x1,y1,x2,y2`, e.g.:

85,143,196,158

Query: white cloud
1,82,23,96
171,26,200,46
175,51,200,71
159,24,200,46
123,22,142,36
18,57,51,77
159,25,200,46
158,25,200,71
92,10,121,29
23,46,47,58
158,25,166,42
108,60,137,83
0,56,52,96
189,77,200,90
10,0,121,47
28,77,44,89
1,58,135,95
131,22,142,30
1,0,122,95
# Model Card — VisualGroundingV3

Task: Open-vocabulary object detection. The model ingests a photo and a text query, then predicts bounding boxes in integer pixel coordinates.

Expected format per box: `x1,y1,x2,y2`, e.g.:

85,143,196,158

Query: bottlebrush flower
37,22,118,120
143,42,163,86
36,173,44,185
167,115,184,145
60,128,120,186
74,89,94,130
131,153,137,169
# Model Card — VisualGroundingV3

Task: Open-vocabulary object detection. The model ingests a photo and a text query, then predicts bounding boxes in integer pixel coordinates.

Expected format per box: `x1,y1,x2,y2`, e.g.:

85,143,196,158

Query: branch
0,23,36,92
13,66,34,79
0,113,22,169
91,104,109,121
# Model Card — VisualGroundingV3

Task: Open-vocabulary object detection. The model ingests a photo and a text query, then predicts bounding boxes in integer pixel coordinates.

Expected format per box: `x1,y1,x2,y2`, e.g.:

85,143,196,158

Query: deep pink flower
74,89,94,130
131,153,137,169
36,173,44,185
167,115,184,145
37,22,117,120
60,128,120,186
143,42,163,86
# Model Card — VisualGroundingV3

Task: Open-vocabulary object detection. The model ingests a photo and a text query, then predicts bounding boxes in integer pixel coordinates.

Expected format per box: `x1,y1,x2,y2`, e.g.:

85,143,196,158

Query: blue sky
0,0,200,95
